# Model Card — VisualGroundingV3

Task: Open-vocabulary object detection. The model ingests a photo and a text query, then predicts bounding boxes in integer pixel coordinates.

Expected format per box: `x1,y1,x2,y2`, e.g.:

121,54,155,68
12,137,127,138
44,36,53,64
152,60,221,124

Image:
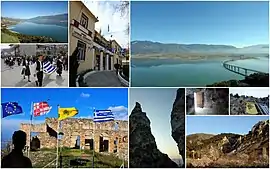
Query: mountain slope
131,41,269,55
186,120,269,168
26,13,68,27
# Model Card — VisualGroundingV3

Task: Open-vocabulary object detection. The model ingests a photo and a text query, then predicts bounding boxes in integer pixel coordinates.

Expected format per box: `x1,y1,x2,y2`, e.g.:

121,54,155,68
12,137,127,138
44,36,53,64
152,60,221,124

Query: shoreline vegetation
132,53,267,61
1,27,58,43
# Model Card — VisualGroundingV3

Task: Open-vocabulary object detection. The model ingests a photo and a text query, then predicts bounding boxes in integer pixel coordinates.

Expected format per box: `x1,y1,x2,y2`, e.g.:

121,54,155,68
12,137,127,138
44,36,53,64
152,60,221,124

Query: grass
1,32,20,43
1,27,58,43
28,148,127,168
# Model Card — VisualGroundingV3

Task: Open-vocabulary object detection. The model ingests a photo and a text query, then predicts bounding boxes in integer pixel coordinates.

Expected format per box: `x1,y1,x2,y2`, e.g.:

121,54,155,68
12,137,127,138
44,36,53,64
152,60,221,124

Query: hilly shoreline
131,41,269,56
186,120,269,168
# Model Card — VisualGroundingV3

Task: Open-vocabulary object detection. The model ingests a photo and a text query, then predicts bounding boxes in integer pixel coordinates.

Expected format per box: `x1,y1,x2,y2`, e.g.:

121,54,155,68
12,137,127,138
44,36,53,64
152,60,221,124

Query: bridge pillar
245,69,247,76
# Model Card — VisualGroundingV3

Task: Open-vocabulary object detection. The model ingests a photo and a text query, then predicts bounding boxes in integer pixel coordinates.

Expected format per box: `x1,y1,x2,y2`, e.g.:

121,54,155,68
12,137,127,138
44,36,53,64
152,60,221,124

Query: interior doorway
196,91,204,108
85,139,94,150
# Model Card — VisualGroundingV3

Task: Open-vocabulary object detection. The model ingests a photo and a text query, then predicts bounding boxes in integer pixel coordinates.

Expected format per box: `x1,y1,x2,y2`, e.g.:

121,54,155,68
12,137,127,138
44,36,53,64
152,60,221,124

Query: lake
131,57,269,87
8,22,68,42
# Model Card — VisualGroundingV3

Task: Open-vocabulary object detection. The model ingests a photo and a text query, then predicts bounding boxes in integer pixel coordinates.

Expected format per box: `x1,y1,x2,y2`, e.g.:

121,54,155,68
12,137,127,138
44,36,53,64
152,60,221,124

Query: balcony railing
71,19,92,38
94,37,115,53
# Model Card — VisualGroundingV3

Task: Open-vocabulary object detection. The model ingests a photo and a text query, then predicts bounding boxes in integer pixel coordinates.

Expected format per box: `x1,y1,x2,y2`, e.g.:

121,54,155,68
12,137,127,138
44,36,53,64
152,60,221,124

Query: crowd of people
3,54,68,87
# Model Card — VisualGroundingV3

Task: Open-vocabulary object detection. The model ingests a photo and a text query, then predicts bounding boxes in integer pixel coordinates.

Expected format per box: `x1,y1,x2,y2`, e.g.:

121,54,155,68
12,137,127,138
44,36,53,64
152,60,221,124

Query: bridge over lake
223,59,266,77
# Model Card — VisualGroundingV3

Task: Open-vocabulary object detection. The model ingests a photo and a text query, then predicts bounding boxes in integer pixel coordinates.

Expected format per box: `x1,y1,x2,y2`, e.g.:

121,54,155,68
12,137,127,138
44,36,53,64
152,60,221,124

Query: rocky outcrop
171,88,186,167
129,102,178,168
207,73,269,87
186,120,269,168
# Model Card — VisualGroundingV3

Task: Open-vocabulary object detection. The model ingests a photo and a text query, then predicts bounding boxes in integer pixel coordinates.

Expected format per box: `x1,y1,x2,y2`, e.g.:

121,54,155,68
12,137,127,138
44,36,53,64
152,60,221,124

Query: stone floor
1,59,68,87
84,70,124,87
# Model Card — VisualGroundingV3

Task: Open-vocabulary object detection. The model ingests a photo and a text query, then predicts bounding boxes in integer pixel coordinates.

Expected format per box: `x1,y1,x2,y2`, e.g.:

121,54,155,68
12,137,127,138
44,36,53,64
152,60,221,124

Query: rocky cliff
170,88,186,167
187,120,269,168
129,102,178,168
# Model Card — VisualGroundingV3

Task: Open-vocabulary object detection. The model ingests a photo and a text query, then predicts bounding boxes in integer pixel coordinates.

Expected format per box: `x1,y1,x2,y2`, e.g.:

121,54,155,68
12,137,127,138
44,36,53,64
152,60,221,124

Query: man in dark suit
1,130,33,168
35,55,44,87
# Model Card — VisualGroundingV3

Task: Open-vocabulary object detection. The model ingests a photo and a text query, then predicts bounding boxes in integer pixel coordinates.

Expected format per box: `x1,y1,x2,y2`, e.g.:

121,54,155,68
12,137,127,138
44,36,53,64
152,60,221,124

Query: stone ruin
20,118,128,160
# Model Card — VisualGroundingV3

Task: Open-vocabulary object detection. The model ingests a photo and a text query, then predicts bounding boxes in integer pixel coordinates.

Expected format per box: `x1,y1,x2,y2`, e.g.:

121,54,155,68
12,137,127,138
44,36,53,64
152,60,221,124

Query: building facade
20,118,128,160
69,1,125,74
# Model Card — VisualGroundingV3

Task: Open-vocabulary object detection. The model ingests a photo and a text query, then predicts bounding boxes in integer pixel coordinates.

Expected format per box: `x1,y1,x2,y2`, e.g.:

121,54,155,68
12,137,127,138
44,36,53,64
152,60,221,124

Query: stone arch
122,135,128,143
71,132,80,148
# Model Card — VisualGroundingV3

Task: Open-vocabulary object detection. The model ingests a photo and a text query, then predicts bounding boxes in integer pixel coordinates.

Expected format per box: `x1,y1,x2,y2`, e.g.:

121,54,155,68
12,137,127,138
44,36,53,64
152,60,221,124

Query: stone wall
20,118,128,160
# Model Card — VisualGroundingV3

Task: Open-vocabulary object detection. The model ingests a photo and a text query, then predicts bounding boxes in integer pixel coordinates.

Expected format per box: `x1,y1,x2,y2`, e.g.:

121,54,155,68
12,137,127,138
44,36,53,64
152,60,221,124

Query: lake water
131,57,269,87
8,22,68,42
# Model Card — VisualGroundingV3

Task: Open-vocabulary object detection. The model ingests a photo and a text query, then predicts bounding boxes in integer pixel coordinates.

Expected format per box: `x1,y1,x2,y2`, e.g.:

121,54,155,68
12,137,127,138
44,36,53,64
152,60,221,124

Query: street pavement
84,70,124,87
1,59,68,87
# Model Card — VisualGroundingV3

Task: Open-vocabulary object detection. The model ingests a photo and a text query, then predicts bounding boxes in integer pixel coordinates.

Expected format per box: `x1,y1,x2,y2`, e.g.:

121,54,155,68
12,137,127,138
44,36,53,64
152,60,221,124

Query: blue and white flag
43,61,57,74
93,110,114,122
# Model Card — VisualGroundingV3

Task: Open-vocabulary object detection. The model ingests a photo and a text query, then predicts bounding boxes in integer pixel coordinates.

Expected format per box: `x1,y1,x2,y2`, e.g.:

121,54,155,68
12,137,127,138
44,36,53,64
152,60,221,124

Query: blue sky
1,88,128,141
129,88,180,159
187,116,269,135
1,1,68,19
131,1,269,47
230,87,269,98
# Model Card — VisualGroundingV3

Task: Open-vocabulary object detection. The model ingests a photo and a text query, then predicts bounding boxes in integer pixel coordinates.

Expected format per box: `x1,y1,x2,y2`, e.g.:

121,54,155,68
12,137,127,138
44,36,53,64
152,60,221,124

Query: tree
113,1,129,39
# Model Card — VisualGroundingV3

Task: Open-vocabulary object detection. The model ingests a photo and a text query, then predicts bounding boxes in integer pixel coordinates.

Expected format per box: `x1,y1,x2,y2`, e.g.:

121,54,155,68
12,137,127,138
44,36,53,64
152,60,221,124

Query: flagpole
28,102,33,158
56,105,60,168
92,108,95,168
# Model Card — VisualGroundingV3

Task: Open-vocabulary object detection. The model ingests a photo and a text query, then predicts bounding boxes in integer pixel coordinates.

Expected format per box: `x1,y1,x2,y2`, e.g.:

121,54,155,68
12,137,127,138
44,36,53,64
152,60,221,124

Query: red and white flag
33,102,52,117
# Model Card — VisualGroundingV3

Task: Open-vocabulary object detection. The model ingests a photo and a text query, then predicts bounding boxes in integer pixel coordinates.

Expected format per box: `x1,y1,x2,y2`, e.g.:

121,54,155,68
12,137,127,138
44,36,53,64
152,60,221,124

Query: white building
18,45,36,56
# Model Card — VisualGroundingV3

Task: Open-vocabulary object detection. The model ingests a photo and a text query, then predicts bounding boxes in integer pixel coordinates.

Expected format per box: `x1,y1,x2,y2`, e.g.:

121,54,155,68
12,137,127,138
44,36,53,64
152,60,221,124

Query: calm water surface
131,57,269,87
8,22,68,42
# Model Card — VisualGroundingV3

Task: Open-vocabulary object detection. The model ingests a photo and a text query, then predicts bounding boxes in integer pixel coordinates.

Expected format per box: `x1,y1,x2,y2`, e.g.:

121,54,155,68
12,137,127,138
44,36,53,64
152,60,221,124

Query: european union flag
1,102,23,118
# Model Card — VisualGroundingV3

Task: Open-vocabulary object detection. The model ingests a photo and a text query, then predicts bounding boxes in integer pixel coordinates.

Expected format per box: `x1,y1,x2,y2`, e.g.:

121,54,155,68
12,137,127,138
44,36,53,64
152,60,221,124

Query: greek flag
93,110,114,122
43,61,57,74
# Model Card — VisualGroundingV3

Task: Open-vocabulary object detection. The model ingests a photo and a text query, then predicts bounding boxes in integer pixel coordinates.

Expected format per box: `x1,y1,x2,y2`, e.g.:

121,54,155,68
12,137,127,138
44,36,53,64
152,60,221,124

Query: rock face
129,102,178,168
207,73,269,87
186,88,229,115
171,88,186,167
186,120,269,168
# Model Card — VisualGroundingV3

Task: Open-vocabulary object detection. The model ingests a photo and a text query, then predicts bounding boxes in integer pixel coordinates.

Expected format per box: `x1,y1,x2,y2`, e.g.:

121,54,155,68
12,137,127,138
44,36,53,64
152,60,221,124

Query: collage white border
0,0,269,169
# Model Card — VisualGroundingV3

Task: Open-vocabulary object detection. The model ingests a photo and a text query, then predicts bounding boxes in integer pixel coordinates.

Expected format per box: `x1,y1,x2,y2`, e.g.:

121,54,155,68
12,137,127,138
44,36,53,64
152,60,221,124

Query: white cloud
82,0,129,48
108,105,128,120
80,92,91,98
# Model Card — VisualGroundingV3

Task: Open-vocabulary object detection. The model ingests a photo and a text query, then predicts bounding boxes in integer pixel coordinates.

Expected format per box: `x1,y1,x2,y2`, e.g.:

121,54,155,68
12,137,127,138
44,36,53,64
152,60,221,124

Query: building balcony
70,19,93,38
93,37,114,55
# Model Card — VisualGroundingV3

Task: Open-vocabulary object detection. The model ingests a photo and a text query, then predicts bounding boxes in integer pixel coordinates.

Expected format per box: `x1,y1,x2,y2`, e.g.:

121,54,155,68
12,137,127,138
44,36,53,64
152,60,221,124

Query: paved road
1,59,68,87
84,70,124,87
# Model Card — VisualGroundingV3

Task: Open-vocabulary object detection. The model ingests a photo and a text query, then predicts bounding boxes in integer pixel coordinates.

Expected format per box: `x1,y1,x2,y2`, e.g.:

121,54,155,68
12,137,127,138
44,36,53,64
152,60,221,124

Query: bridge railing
222,59,265,76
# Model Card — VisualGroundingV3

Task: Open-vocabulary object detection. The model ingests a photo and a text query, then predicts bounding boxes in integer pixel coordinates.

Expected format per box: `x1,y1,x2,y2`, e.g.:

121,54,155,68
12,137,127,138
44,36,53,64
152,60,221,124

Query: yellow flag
58,107,78,121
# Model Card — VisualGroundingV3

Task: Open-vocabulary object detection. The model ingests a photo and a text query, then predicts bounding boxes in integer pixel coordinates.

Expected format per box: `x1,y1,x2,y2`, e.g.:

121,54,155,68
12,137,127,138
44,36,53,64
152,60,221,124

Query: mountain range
131,41,269,55
2,13,68,27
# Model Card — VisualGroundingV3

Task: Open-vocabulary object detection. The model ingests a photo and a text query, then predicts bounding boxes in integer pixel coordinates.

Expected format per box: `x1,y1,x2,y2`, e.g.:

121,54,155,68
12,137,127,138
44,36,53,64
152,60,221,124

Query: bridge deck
223,59,266,76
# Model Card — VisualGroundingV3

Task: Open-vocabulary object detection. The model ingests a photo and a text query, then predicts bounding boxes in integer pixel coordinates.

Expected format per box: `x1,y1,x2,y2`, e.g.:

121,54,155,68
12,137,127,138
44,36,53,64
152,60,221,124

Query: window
114,122,119,131
77,40,86,61
80,13,88,29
